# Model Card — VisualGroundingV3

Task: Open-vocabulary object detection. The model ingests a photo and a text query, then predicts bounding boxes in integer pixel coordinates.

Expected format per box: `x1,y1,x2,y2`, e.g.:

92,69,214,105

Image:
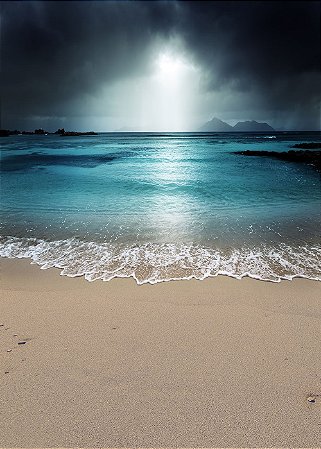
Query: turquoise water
1,132,320,283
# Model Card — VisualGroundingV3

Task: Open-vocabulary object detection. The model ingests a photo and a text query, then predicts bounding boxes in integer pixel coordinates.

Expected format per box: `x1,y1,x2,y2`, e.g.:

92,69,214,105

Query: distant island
0,128,97,137
199,117,275,132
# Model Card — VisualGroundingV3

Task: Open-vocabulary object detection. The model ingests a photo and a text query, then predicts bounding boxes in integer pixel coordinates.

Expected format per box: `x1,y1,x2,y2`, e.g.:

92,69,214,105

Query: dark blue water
1,132,320,283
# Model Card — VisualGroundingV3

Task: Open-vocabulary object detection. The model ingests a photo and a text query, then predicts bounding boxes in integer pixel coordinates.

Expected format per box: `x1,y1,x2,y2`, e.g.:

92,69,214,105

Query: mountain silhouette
199,117,233,132
233,120,275,132
200,117,275,132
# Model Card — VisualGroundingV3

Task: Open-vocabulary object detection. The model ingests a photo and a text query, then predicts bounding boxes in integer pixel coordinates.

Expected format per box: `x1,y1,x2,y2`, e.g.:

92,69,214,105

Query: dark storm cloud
177,1,320,128
1,1,178,117
1,1,320,130
179,1,320,87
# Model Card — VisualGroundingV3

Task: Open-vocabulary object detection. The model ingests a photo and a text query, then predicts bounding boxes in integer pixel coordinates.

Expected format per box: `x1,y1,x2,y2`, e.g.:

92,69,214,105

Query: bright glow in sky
157,53,187,81
97,50,202,132
137,51,200,131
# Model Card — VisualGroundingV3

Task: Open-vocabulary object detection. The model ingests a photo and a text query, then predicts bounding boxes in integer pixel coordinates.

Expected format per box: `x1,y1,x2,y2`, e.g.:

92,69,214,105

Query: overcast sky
2,1,320,131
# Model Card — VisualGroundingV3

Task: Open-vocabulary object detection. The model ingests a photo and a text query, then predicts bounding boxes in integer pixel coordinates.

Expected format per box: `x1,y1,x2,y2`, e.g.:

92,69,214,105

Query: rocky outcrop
1,128,98,136
58,130,98,136
291,142,321,149
233,149,320,171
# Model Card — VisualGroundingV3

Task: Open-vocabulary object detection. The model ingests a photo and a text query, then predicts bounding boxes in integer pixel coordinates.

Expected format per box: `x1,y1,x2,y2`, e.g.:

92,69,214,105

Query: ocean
1,131,320,283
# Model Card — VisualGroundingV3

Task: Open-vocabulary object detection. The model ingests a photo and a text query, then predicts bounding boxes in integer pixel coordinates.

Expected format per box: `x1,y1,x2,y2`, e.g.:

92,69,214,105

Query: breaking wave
1,236,320,284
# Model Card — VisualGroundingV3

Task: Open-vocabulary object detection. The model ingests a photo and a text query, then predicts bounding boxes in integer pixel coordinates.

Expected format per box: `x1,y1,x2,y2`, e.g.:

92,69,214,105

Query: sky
1,1,320,132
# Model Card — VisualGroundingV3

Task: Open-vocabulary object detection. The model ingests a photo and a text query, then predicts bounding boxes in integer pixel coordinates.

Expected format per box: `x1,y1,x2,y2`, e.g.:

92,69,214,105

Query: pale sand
0,258,320,447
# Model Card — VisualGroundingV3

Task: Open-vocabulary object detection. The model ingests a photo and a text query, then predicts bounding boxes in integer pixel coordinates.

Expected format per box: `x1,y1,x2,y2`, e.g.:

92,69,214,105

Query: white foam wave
0,236,320,284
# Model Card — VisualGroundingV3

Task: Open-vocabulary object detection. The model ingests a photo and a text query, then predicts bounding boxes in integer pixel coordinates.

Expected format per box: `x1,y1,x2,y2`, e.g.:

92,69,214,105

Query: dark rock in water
55,128,65,135
2,127,97,136
233,149,321,171
34,128,47,135
60,131,98,136
292,142,321,149
55,128,97,136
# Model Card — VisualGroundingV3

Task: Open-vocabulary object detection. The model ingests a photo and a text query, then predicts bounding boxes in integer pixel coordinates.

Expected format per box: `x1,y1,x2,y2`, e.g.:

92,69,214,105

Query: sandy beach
0,258,320,447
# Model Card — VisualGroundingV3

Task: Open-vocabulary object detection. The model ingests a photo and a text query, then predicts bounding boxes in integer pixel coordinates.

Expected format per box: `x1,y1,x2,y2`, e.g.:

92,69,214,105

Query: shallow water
1,132,320,283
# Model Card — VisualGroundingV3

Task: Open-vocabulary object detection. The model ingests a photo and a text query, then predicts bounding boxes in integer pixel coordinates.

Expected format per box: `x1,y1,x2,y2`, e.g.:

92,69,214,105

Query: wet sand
0,258,320,447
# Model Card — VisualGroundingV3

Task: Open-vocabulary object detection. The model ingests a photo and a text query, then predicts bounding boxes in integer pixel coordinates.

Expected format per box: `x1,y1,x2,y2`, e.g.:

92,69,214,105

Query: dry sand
0,258,320,447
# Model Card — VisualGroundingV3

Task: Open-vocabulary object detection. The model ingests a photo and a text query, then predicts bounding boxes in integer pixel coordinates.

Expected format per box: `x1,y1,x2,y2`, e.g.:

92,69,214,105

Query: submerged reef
233,147,321,171
291,142,321,149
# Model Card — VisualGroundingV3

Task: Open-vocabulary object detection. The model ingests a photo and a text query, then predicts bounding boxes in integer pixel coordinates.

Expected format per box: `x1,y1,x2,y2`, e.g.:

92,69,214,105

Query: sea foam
1,236,320,284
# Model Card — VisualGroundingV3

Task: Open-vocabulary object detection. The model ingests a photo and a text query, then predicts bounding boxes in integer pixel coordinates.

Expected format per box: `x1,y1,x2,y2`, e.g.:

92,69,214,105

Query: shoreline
2,255,321,285
1,236,321,284
1,258,321,446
